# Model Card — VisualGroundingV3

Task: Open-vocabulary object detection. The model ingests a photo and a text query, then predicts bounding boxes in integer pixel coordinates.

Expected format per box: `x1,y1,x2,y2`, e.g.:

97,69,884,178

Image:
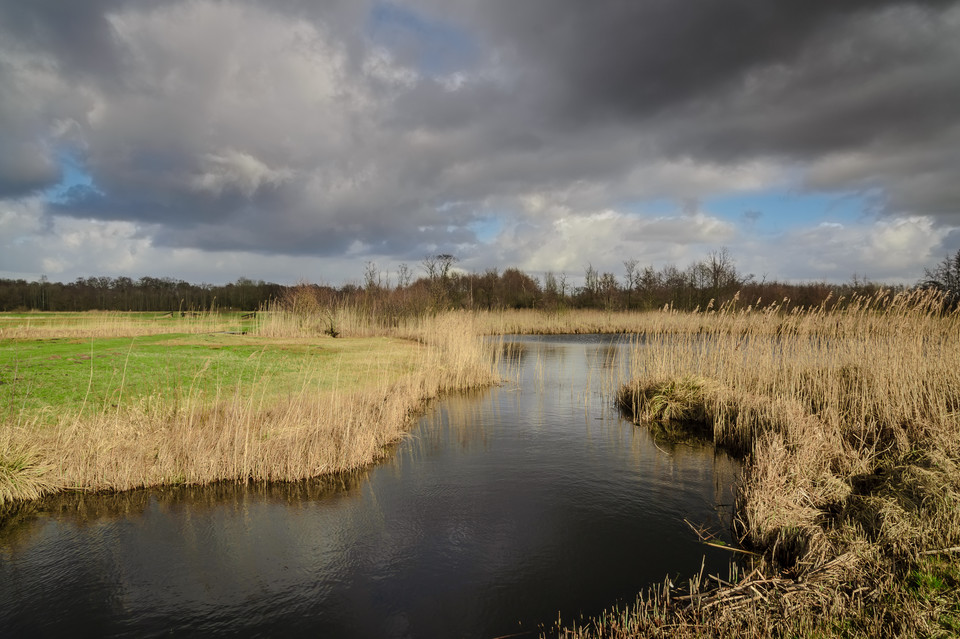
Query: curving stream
0,334,739,638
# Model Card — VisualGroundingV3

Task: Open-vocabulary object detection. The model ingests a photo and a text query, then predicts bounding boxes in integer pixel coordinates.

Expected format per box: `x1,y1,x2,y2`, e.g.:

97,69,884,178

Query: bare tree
922,249,960,293
421,255,439,280
544,271,559,296
422,254,458,309
437,254,457,280
921,249,960,309
397,263,412,289
584,263,599,295
623,258,638,309
706,247,739,293
363,261,380,291
599,272,619,310
422,254,458,280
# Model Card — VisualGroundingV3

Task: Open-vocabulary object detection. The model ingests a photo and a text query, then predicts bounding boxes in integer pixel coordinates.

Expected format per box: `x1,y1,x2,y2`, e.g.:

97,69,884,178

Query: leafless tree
422,254,458,280
397,263,412,289
923,249,960,293
363,261,381,291
706,247,739,292
623,258,638,309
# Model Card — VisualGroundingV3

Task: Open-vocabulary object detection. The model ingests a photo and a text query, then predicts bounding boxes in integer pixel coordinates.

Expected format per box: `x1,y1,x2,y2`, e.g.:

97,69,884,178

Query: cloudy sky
2,0,959,286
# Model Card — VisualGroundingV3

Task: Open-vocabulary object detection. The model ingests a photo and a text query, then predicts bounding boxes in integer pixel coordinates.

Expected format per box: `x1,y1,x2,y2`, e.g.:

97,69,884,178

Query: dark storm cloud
1,0,958,270
0,0,124,78
0,142,60,198
654,5,960,155
444,0,960,218
0,0,368,75
435,1,948,117
448,0,960,154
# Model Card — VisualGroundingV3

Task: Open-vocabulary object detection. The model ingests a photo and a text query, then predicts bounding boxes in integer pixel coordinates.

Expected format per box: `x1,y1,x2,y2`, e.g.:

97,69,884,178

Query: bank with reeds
561,290,960,637
1,308,499,515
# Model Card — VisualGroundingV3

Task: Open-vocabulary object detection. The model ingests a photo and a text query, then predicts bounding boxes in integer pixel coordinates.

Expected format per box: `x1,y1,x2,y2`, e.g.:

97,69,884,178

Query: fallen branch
683,518,760,555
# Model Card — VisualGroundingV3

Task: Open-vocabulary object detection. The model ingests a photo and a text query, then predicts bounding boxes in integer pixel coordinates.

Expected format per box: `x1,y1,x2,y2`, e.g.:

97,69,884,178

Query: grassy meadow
2,333,422,422
1,307,498,509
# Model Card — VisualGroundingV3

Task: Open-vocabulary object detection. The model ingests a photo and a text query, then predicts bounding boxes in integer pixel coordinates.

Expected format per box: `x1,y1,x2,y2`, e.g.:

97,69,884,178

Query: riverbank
567,290,960,637
1,310,498,512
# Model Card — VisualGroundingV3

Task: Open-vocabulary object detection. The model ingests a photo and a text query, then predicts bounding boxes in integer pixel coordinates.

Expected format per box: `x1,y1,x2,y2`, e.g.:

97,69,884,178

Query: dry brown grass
0,310,244,339
1,311,498,509
585,290,960,637
473,308,654,335
471,304,792,336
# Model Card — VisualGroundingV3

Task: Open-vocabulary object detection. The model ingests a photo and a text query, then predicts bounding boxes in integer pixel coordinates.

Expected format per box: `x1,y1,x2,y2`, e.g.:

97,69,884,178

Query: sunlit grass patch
1,310,499,508
0,442,57,504
617,375,711,424
1,333,423,424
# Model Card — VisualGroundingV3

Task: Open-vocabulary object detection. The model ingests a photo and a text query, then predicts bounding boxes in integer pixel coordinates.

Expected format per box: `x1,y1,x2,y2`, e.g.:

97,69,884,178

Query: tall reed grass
600,289,960,637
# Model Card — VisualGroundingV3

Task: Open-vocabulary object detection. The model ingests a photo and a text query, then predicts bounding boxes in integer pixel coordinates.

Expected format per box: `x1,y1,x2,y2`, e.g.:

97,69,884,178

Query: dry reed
588,289,960,637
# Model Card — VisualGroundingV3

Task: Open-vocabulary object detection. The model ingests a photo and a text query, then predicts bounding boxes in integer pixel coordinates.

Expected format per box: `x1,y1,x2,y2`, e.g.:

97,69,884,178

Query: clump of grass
617,375,710,425
0,441,59,504
616,376,715,444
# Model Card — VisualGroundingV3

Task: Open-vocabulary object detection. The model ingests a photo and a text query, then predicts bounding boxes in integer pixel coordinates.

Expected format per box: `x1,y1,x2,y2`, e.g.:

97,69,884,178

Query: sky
1,0,959,287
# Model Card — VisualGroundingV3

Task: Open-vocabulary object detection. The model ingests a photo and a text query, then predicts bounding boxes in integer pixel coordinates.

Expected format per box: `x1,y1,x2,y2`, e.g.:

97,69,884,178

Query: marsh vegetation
3,287,959,637
578,290,960,637
1,302,497,510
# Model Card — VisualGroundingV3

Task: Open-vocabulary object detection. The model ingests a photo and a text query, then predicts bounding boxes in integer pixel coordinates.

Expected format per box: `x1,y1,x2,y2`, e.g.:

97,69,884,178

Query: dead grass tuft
0,435,59,504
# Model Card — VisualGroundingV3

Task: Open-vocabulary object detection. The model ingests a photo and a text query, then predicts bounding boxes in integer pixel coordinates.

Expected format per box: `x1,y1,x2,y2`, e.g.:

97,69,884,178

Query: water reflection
0,335,739,639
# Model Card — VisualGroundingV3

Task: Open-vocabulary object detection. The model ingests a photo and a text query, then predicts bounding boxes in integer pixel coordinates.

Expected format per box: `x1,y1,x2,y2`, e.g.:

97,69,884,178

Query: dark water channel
0,335,740,638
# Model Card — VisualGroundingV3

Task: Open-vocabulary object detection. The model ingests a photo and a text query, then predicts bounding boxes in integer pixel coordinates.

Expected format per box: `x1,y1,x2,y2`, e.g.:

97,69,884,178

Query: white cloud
191,150,294,198
0,205,367,285
0,196,46,238
363,48,418,87
738,215,952,284
478,206,737,280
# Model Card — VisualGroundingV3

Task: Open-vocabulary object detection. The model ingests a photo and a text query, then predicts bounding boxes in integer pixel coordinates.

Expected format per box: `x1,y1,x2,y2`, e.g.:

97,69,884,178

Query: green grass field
1,331,421,425
1,309,496,505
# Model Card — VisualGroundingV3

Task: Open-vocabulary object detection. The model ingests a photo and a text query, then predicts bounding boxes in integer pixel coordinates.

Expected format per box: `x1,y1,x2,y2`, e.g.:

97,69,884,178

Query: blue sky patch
622,189,878,234
368,2,478,76
704,190,877,233
45,152,99,205
466,215,503,243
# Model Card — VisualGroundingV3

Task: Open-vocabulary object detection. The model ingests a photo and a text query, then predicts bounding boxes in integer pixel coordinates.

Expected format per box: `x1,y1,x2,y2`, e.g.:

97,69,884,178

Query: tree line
352,248,902,315
4,247,956,314
0,276,285,312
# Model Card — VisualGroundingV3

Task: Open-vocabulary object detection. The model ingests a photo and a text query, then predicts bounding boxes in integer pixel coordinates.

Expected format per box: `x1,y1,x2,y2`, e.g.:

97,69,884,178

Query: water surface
0,335,739,638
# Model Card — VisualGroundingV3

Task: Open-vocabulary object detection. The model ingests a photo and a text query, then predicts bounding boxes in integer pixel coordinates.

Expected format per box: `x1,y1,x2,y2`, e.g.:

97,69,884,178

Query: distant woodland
3,247,954,314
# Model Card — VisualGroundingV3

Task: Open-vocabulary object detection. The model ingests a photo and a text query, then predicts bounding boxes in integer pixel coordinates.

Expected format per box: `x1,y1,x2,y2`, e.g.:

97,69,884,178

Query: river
0,334,739,638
